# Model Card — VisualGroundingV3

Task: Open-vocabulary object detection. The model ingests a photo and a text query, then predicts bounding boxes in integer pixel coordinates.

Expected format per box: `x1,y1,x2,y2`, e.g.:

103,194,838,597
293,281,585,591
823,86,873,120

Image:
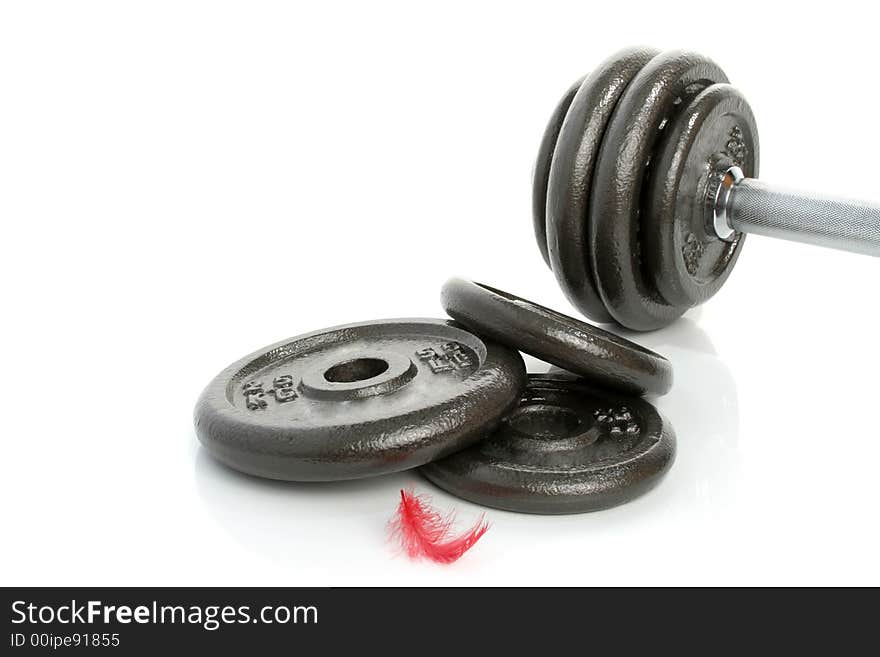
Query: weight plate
590,51,729,330
532,76,583,268
644,83,759,307
441,278,673,396
421,374,676,514
194,319,526,481
546,47,659,324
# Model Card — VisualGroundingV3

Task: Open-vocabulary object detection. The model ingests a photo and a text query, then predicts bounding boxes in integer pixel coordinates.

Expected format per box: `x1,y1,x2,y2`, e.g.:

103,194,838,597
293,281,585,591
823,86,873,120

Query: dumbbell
532,47,880,331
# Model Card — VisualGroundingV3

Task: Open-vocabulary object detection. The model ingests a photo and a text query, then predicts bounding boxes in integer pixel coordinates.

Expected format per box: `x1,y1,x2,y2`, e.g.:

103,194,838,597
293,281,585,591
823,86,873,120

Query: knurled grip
727,178,880,257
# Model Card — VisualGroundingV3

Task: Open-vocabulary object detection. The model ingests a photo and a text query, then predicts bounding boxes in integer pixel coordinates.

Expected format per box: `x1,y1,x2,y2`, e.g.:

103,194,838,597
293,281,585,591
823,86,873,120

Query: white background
3,1,879,586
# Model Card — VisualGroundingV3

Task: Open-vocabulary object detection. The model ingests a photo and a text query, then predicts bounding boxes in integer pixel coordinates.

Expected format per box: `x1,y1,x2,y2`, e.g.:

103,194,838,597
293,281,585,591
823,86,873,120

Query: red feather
388,488,489,564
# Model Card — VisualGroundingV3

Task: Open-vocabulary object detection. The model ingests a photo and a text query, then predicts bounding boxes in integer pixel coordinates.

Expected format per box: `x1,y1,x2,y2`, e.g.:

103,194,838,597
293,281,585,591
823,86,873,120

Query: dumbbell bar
533,47,880,331
713,166,880,257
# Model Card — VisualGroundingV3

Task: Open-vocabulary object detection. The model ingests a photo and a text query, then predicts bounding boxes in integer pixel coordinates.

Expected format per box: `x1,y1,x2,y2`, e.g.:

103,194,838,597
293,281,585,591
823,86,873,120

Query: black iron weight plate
194,319,526,481
441,278,673,396
421,375,676,514
644,83,759,308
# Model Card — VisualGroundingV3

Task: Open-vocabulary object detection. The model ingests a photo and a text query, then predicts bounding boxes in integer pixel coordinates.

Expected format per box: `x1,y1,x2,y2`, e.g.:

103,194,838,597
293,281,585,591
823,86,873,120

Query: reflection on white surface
195,448,418,563
194,317,740,557
643,319,741,515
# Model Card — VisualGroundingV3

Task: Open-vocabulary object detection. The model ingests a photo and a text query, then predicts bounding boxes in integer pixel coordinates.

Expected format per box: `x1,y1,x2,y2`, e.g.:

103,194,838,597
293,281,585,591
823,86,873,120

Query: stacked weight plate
195,280,677,514
533,48,760,331
425,279,676,514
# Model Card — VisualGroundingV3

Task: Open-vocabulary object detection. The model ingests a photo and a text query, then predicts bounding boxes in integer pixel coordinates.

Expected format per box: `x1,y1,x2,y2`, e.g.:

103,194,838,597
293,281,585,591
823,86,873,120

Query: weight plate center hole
323,357,390,384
